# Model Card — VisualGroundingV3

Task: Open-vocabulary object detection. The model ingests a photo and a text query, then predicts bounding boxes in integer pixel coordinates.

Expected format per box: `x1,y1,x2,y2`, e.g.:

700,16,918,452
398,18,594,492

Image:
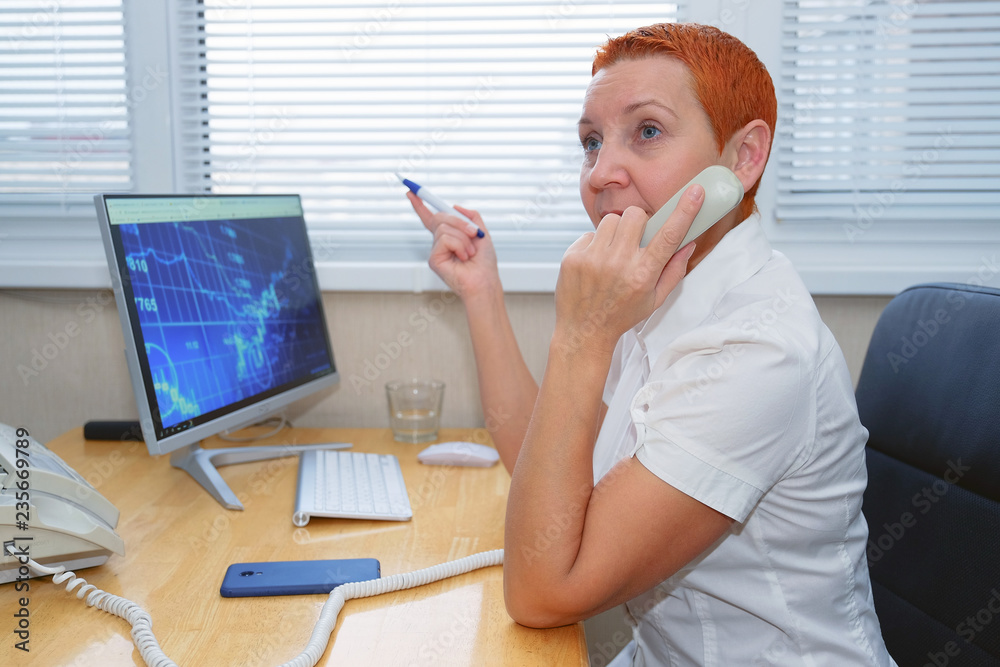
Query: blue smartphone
220,558,381,597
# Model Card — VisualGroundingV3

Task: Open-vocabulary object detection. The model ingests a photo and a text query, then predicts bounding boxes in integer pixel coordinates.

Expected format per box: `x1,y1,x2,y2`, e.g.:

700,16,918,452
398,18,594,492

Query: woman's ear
727,119,772,194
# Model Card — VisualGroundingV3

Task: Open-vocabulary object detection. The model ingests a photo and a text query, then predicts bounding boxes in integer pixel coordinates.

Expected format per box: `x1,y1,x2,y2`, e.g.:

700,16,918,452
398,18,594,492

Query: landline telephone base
0,423,124,583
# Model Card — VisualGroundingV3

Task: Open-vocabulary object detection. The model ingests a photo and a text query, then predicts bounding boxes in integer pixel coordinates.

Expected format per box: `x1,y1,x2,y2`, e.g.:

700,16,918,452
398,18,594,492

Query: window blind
176,0,684,264
0,0,131,228
776,0,1000,226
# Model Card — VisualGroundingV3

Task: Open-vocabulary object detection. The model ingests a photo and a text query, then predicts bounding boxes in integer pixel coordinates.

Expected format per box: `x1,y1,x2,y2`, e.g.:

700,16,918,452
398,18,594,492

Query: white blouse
595,217,896,666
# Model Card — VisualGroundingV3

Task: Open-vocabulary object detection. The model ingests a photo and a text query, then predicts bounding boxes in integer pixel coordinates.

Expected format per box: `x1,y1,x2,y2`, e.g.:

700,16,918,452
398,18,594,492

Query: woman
406,23,895,667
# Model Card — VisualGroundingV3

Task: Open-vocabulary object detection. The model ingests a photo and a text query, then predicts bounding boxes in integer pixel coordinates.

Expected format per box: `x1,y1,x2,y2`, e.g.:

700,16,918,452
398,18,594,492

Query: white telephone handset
0,423,124,583
639,165,744,248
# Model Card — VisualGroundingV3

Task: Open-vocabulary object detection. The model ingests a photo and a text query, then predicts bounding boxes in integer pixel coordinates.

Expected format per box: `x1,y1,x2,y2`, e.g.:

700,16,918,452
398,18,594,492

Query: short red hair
593,23,776,221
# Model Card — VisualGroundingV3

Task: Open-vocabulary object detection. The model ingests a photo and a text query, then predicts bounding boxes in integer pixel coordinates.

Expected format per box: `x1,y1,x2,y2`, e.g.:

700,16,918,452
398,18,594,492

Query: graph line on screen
117,218,332,429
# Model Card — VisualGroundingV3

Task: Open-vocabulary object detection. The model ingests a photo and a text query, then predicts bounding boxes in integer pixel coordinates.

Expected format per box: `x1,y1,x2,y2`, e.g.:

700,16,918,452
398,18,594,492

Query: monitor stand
170,441,350,510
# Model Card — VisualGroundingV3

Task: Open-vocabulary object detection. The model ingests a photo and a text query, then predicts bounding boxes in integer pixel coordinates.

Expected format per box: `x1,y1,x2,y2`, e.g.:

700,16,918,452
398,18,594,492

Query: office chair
855,282,1000,666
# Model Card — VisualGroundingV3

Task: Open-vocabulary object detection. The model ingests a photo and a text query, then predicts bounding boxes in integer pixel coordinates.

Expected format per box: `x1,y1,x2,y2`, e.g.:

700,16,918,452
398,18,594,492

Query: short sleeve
631,326,815,523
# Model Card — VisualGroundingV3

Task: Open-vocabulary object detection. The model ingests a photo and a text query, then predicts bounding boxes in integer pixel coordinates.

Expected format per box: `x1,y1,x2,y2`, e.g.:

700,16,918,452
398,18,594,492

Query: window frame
1,0,996,294
745,1,1000,294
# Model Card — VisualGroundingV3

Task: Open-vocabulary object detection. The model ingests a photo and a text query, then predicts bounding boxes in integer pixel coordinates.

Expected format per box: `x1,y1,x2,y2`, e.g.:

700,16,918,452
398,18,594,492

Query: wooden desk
13,427,588,666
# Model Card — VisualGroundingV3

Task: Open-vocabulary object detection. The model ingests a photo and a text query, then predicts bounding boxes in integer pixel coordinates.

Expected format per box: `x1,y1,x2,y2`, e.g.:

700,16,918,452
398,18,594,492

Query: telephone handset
639,165,745,248
0,423,124,583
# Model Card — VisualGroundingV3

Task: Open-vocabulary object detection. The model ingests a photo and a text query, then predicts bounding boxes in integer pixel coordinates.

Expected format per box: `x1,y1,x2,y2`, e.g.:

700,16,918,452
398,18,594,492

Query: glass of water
385,379,445,443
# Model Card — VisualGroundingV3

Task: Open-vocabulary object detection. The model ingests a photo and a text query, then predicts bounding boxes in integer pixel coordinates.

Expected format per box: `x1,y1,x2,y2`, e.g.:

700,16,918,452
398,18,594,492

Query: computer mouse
417,441,500,467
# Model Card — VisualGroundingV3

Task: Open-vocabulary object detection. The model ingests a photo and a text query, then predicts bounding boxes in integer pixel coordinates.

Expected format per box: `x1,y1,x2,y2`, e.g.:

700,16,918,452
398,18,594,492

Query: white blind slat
781,16,1000,33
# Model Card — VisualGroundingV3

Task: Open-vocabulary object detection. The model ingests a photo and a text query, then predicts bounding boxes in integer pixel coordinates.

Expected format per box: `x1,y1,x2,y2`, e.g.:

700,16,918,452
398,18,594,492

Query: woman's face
578,56,725,229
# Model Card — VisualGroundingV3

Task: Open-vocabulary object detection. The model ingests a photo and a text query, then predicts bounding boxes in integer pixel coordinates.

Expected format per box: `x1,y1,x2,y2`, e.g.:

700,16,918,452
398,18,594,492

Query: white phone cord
6,544,504,667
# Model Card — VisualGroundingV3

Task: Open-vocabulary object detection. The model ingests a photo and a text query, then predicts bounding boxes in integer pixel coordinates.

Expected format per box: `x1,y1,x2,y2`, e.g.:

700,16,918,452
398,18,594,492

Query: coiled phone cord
7,545,177,667
7,544,505,667
277,548,504,667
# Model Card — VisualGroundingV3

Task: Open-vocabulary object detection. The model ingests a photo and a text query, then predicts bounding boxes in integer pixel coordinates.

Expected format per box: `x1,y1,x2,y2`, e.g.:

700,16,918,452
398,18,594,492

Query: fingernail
687,186,704,202
683,242,697,259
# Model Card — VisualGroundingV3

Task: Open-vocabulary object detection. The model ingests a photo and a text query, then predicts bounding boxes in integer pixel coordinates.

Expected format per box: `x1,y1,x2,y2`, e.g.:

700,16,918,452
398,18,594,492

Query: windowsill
1,213,995,295
3,247,996,296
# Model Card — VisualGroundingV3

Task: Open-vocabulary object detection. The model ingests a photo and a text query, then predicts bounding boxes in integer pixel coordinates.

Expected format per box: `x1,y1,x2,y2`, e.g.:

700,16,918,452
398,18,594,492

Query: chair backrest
855,282,1000,666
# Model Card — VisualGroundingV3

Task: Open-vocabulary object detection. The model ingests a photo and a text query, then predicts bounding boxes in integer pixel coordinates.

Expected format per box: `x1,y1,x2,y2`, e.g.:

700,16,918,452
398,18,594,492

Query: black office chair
855,282,1000,666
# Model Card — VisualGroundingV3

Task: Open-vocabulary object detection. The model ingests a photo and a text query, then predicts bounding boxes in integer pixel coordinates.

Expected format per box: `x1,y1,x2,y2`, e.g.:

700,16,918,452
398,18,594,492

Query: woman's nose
587,142,630,190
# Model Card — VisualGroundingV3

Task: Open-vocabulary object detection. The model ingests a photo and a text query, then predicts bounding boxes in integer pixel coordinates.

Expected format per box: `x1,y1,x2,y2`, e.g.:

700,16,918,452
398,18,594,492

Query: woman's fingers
433,220,477,261
454,205,487,237
407,192,483,242
406,191,438,231
645,185,704,261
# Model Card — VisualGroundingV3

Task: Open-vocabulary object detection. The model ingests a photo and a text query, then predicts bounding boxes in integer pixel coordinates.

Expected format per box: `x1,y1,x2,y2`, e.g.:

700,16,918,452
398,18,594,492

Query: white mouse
417,441,500,467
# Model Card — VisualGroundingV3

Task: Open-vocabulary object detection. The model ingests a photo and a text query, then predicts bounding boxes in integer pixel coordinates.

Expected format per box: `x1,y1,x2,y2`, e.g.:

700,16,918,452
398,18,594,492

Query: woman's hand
406,191,500,299
553,185,704,356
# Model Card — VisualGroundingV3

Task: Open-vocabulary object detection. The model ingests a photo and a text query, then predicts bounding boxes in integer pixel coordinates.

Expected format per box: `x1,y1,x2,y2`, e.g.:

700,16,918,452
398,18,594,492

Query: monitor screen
96,194,338,457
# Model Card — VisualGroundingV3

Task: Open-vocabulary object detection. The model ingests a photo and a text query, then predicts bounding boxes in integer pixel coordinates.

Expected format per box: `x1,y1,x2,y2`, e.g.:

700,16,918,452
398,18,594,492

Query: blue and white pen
396,172,485,238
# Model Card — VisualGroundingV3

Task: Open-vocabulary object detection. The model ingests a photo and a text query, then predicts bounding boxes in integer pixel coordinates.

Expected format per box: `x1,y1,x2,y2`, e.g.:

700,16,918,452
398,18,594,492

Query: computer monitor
95,194,339,509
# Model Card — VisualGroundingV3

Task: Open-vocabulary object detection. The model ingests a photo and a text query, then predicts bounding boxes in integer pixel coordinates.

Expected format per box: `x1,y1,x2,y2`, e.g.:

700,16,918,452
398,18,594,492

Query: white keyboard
293,449,412,526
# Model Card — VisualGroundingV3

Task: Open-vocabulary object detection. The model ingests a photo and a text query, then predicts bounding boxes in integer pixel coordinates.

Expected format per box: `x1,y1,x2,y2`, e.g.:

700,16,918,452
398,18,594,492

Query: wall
0,288,888,445
0,287,890,661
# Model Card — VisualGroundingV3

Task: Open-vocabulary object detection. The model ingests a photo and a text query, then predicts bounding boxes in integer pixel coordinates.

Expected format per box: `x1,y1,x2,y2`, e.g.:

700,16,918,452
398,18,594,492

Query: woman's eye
640,125,661,140
583,137,602,152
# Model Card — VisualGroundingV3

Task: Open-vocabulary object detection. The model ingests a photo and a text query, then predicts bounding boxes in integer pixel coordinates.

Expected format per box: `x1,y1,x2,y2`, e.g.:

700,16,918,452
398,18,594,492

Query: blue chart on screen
118,218,331,430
